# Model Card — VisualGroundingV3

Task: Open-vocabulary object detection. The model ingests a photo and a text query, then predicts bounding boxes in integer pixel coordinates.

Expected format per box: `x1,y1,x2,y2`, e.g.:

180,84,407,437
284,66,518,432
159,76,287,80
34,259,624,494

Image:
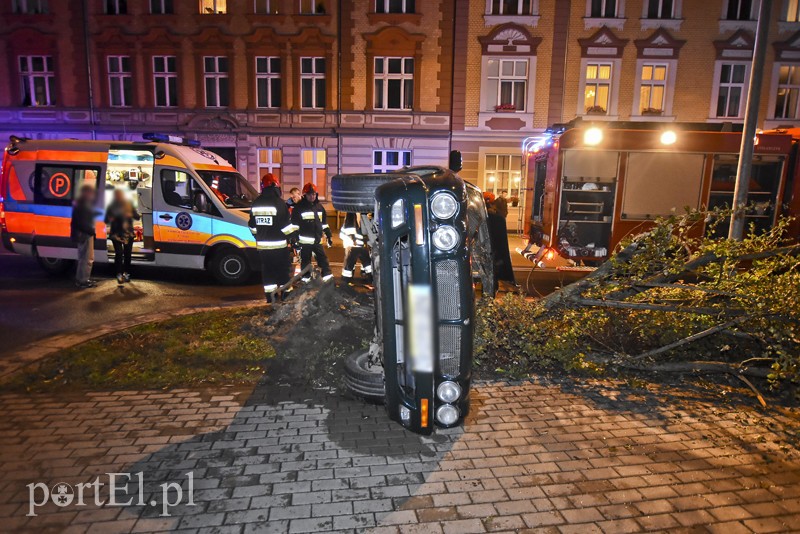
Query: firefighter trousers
300,244,332,279
258,248,291,295
342,246,372,278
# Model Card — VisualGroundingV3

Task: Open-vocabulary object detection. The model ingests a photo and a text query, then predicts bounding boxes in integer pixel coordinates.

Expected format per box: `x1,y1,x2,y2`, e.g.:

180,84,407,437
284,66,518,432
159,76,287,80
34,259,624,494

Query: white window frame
150,0,173,14
373,57,414,111
577,58,621,119
710,61,750,120
723,0,757,20
478,55,537,129
107,55,132,108
769,63,800,120
200,0,226,14
632,60,677,119
585,0,624,18
257,148,282,182
483,0,539,25
487,0,535,15
301,149,327,199
203,56,229,108
12,0,48,14
153,55,177,108
299,0,322,14
104,0,127,14
373,150,411,173
483,57,529,112
640,0,682,29
18,55,55,107
375,0,415,13
255,56,281,108
644,0,675,18
482,153,524,200
580,61,613,116
300,57,326,109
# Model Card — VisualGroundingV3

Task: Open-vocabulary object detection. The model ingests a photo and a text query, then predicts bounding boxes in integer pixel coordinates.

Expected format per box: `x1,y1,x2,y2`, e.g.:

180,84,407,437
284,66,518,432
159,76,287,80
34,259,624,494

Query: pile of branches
476,210,800,400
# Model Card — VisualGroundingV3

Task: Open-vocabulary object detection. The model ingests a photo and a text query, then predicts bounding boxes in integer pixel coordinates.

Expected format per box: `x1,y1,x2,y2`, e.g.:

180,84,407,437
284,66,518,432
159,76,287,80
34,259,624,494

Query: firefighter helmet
261,173,279,189
483,191,496,204
302,183,317,196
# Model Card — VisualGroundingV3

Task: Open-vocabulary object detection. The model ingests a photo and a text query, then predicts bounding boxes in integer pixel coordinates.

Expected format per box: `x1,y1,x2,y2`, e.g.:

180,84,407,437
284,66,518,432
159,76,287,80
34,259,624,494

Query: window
12,0,48,14
160,169,194,209
34,166,99,206
373,150,411,173
646,0,674,18
590,0,617,17
150,0,174,14
200,0,226,13
204,56,229,108
484,154,522,200
715,63,747,118
301,149,327,198
254,0,278,13
299,0,324,14
486,58,527,111
300,57,325,109
19,55,55,107
107,56,132,107
774,65,800,119
785,0,800,21
639,63,667,113
374,57,414,110
375,0,415,13
726,0,753,20
583,63,612,114
257,149,282,184
489,0,533,15
256,57,281,108
153,56,178,108
104,0,127,14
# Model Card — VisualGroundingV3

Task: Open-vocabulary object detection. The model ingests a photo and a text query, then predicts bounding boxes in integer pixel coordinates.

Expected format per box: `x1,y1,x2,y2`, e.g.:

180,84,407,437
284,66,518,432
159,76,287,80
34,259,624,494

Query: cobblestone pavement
0,379,799,533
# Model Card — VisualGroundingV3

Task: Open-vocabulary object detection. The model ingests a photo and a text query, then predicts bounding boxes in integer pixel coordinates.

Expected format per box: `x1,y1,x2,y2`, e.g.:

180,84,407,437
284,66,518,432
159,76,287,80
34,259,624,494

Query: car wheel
209,248,251,285
344,349,385,402
330,174,399,213
35,253,74,276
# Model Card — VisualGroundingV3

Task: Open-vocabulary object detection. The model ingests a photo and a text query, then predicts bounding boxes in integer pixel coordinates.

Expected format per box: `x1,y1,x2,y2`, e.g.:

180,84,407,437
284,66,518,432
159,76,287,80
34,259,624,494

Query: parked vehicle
0,134,259,284
524,122,800,266
331,156,494,435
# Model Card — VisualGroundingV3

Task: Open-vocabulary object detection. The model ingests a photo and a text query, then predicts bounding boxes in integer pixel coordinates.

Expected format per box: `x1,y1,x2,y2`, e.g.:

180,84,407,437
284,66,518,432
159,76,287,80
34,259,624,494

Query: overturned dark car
331,160,494,435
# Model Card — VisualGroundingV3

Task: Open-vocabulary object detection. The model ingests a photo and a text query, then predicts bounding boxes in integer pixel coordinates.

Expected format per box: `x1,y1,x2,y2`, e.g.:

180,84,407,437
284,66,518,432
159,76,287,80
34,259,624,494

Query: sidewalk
1,378,798,533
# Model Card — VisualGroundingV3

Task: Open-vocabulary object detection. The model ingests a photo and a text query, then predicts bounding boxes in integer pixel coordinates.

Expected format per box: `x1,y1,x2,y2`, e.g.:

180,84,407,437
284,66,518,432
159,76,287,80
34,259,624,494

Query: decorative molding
478,22,541,56
773,30,800,61
578,27,629,58
483,15,540,27
584,17,626,30
713,29,754,59
634,28,686,59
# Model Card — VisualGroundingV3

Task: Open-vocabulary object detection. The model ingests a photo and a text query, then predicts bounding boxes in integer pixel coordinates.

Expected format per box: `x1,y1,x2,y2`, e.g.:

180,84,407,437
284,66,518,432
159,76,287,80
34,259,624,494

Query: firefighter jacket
339,213,366,248
248,187,296,250
291,197,332,246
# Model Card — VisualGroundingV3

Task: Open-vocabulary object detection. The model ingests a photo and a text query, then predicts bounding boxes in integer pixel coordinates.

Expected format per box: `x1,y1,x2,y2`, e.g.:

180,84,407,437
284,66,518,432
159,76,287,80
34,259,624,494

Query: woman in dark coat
105,189,140,284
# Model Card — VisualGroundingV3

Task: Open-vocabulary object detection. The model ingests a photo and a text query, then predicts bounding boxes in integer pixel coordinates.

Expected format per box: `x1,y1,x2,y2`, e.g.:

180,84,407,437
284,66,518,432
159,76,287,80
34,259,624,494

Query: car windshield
197,171,258,209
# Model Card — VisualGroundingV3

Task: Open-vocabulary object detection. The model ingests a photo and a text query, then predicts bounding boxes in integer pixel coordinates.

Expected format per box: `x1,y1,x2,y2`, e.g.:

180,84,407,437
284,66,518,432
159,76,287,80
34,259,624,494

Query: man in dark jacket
290,183,333,282
249,174,296,302
493,191,509,219
484,192,515,292
71,184,97,289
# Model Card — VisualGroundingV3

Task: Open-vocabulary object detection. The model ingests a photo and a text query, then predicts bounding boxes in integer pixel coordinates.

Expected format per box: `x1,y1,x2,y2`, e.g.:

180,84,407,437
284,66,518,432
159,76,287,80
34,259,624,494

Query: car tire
330,174,399,213
35,253,74,276
344,349,385,402
209,248,251,285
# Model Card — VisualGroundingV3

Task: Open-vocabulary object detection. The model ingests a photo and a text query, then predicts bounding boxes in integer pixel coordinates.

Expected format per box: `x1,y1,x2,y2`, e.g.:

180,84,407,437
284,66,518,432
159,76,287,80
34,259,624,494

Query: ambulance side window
34,165,100,206
160,169,193,209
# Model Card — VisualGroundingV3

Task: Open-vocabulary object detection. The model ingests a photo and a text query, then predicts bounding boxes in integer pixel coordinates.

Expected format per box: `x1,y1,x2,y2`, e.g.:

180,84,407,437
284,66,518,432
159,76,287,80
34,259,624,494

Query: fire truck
523,121,800,266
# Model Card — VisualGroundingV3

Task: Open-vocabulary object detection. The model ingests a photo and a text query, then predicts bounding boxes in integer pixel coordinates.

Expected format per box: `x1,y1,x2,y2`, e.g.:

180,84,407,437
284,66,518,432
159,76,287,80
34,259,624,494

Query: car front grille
436,260,460,320
438,324,461,377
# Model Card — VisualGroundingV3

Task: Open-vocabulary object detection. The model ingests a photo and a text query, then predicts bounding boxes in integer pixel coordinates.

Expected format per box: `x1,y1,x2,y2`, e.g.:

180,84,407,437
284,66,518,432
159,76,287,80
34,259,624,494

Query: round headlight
435,404,460,426
437,381,462,403
430,193,458,219
432,225,459,251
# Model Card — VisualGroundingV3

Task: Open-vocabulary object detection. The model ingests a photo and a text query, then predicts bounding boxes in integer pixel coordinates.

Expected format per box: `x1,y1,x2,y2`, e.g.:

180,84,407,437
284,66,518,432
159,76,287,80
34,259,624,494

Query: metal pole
729,0,773,240
82,0,96,140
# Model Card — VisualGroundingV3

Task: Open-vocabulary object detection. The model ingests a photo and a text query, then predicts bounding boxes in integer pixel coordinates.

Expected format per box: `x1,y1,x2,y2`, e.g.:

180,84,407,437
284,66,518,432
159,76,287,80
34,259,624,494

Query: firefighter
249,174,296,302
291,183,333,282
339,212,372,284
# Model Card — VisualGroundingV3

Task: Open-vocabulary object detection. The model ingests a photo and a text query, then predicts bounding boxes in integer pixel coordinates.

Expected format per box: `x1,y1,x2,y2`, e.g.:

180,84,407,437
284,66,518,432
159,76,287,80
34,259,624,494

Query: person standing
286,187,301,215
70,184,98,289
340,212,372,284
493,190,509,219
105,189,141,284
250,174,296,302
290,183,333,282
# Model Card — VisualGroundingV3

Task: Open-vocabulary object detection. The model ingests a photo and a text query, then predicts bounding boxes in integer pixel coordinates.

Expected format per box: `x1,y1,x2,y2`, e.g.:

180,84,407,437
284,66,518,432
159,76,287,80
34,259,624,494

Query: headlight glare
430,193,458,219
391,199,405,228
432,225,459,251
435,404,460,426
437,381,462,403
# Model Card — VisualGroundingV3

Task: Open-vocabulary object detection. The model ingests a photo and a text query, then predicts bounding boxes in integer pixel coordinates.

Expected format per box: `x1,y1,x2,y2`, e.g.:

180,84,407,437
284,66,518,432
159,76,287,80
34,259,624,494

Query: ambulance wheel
330,174,398,213
344,350,385,402
36,255,74,276
209,248,251,285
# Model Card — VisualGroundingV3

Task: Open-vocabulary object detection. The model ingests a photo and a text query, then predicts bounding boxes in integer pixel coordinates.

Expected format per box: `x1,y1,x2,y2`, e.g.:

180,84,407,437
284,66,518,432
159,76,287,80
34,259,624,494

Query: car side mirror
448,150,463,173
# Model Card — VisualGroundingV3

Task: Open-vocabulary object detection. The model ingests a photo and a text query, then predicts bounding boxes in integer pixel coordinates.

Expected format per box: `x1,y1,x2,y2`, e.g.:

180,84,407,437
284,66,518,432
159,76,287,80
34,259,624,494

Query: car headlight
435,404,460,426
430,192,458,219
391,199,404,228
437,381,462,403
432,225,459,251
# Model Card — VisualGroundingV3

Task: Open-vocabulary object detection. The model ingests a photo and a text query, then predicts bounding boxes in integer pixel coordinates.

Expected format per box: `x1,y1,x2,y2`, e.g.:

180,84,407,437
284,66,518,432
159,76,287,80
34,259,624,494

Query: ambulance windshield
197,171,258,209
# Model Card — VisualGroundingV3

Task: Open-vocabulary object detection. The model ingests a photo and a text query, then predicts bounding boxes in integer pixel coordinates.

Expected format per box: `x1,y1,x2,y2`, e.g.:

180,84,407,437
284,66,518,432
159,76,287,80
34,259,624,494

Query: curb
0,299,267,380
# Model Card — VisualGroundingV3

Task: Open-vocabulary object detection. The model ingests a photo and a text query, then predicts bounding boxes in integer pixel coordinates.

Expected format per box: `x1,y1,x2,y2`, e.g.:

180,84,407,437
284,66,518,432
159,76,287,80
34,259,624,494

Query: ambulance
0,134,260,284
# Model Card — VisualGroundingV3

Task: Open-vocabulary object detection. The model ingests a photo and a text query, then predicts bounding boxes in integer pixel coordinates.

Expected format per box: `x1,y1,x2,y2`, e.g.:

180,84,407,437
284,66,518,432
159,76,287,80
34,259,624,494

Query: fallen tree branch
628,317,747,361
594,358,773,379
736,374,767,408
632,282,739,297
569,298,743,316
